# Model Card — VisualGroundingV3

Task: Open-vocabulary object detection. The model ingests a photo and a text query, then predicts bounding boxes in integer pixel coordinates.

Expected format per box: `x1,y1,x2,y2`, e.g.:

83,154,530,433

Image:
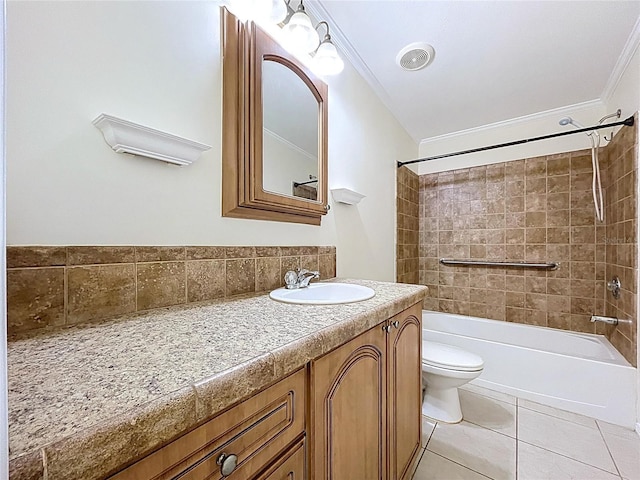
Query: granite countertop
8,279,427,480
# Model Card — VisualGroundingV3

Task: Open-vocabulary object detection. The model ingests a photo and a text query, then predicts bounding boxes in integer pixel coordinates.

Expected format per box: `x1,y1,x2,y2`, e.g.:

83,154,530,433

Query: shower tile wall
601,117,638,365
397,166,419,284
413,122,638,366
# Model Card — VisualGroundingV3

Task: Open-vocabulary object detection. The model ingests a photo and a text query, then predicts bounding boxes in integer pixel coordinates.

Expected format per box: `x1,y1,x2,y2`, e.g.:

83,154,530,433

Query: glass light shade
313,40,344,75
227,0,287,24
262,0,288,24
283,11,320,53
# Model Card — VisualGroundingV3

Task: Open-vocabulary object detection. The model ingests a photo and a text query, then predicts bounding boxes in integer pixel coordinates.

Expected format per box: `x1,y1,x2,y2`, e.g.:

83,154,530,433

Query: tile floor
412,383,640,480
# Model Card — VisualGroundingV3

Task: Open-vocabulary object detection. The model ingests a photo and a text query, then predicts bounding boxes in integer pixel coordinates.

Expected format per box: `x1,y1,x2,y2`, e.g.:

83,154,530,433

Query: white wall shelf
93,114,211,166
331,188,365,205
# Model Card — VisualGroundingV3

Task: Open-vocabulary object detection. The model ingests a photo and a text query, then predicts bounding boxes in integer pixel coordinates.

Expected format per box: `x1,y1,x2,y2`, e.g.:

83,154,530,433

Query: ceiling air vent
396,42,435,71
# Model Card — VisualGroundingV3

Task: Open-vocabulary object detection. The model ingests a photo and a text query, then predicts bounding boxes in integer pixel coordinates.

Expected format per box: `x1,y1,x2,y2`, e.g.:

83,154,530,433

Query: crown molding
264,128,317,161
601,15,640,104
305,1,418,141
419,99,604,145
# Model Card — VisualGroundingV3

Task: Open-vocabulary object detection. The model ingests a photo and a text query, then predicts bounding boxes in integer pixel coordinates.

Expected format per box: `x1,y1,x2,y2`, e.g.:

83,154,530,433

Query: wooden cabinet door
311,325,387,480
387,303,422,480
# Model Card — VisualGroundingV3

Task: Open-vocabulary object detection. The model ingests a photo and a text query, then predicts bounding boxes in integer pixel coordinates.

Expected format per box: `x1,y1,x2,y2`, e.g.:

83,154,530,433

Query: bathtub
422,311,636,427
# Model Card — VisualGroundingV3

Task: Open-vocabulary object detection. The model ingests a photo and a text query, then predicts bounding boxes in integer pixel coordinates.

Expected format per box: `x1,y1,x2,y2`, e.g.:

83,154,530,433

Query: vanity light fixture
226,0,344,76
262,0,288,24
226,0,287,24
312,22,344,76
282,0,319,54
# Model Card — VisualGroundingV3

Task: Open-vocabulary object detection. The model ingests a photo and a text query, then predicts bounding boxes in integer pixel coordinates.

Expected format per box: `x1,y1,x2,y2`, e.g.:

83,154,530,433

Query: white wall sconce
93,114,211,167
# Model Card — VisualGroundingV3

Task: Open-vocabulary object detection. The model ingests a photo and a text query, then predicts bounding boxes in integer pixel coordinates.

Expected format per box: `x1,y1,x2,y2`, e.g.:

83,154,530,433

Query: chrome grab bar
439,258,559,270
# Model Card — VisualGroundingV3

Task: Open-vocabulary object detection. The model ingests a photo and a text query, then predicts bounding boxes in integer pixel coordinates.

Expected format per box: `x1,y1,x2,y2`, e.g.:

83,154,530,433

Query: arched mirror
222,8,328,225
262,60,319,200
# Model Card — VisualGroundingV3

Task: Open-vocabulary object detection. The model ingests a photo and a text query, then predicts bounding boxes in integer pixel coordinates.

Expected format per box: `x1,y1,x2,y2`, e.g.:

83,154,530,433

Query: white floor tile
598,420,640,442
427,421,516,480
518,408,617,474
422,416,436,447
460,389,516,437
413,451,491,480
518,398,597,428
460,382,516,405
601,430,640,480
518,442,622,480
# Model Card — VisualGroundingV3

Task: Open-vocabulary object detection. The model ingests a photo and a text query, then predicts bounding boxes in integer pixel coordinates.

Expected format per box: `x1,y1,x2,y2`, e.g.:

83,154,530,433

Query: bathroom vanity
7,280,427,480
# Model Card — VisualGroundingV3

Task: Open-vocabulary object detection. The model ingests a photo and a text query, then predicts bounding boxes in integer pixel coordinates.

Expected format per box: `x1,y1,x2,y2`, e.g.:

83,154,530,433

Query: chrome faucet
590,315,632,326
284,268,320,289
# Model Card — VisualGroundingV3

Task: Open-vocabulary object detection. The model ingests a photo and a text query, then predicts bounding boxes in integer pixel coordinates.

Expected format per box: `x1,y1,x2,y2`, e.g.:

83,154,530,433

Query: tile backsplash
7,245,336,335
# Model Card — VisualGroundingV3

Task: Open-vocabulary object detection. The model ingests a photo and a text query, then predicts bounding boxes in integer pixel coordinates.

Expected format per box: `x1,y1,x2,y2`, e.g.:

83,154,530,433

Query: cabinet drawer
111,368,306,480
254,437,305,480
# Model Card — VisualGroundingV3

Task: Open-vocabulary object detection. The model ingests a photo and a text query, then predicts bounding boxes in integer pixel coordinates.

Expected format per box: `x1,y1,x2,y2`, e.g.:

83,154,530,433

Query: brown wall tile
225,246,256,259
8,268,65,333
396,166,420,283
226,259,256,296
255,257,281,292
67,246,135,265
281,256,300,279
135,247,186,262
137,262,186,310
280,246,319,256
67,264,136,324
186,246,225,260
319,254,337,279
255,246,280,257
7,246,66,268
300,255,319,272
186,260,225,302
318,246,336,255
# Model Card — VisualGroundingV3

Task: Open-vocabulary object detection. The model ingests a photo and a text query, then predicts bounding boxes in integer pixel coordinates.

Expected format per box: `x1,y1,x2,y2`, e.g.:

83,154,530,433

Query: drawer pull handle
216,452,238,476
382,325,390,333
392,320,400,329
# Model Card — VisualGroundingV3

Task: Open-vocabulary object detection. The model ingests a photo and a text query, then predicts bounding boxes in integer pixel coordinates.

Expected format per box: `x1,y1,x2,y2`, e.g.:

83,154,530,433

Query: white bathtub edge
422,311,637,428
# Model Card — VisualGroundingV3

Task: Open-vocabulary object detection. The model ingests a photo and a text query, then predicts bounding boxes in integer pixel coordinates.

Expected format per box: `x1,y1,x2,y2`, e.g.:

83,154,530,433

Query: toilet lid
422,341,484,372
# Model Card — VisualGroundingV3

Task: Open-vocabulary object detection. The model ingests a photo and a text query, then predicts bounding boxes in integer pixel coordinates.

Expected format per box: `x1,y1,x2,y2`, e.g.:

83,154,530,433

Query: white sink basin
269,282,375,305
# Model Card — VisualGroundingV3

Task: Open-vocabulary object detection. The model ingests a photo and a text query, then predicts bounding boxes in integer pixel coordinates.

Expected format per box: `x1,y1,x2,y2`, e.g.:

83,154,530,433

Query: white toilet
421,341,484,423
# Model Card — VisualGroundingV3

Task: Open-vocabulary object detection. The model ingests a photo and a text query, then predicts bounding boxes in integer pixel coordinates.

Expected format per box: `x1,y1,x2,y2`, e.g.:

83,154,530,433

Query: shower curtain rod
293,179,318,187
397,115,635,168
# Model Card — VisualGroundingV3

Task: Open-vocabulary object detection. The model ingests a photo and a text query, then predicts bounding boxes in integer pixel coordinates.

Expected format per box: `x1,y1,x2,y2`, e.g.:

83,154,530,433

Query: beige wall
5,1,416,282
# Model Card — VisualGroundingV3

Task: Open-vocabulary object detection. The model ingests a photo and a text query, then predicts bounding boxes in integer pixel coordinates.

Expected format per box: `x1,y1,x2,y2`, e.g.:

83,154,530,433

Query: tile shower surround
397,118,637,366
6,245,336,336
397,166,420,284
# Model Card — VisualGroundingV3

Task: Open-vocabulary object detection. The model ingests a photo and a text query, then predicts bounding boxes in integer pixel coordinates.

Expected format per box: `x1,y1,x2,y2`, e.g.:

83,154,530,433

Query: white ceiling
309,0,640,142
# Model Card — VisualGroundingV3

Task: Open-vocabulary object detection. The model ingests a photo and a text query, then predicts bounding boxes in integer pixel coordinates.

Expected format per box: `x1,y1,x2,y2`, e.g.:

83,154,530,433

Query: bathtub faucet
590,315,618,325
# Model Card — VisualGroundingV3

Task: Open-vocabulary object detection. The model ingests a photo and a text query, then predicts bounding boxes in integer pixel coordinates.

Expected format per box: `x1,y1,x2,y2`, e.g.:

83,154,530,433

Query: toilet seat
422,341,484,372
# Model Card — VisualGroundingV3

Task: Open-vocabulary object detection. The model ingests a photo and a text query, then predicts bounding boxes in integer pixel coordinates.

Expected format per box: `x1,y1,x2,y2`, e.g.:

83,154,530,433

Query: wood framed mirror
222,8,329,225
